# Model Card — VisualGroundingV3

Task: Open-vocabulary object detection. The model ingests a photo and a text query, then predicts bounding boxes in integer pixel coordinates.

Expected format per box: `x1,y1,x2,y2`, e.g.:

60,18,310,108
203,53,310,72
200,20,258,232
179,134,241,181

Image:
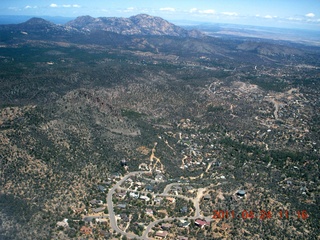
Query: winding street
106,171,148,240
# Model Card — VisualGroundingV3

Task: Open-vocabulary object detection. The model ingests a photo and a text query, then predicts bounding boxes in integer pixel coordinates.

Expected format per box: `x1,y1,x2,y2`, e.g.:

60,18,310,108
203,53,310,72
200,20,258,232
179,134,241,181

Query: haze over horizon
1,0,320,31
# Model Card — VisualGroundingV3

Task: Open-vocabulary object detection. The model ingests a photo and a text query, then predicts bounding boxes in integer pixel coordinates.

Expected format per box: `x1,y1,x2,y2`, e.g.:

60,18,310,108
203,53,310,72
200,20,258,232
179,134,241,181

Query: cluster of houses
153,218,210,239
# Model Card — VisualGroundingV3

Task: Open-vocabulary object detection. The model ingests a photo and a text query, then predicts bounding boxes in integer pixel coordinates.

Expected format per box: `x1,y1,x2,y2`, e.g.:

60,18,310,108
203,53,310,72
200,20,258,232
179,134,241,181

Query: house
73,207,85,214
111,172,121,179
166,197,175,203
116,192,127,200
140,195,150,202
179,220,190,228
177,236,188,240
214,161,222,167
204,194,211,200
145,184,154,192
155,230,168,239
56,219,69,228
155,174,165,182
135,182,143,187
127,178,133,183
130,192,139,198
157,209,168,217
195,219,209,228
117,204,127,209
97,185,106,192
80,226,92,235
99,230,111,238
96,218,108,224
120,213,129,222
89,199,103,206
236,190,246,198
186,186,194,193
146,209,154,215
173,186,183,192
120,159,127,166
161,223,172,230
93,207,105,213
180,206,188,213
154,197,162,204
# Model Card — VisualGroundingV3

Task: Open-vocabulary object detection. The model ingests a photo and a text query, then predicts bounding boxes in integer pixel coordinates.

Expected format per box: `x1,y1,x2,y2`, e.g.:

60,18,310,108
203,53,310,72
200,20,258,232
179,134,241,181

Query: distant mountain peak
131,13,152,18
23,17,54,26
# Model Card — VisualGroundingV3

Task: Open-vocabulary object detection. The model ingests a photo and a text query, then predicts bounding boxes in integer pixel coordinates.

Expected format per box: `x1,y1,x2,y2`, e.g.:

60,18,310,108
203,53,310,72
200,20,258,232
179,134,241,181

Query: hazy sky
1,0,320,30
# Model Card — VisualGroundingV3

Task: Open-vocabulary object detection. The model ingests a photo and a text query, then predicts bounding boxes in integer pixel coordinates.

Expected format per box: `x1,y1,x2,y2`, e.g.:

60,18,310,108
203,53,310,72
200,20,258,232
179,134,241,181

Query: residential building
155,230,168,239
80,226,92,235
93,207,105,213
146,209,154,215
161,223,172,230
195,219,209,228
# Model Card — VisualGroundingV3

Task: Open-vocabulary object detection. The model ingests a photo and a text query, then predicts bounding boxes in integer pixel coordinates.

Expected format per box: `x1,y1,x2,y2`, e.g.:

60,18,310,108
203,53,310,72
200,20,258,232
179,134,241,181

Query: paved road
106,171,149,240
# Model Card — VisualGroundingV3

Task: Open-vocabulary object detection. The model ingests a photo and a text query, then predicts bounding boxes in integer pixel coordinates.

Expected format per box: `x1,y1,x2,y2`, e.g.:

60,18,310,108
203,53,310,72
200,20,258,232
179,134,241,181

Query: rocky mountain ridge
0,14,203,38
65,14,203,37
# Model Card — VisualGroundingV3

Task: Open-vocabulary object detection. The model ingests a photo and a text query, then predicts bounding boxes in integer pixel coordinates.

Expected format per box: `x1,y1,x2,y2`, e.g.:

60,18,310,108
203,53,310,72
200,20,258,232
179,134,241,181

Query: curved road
106,170,210,240
106,171,149,240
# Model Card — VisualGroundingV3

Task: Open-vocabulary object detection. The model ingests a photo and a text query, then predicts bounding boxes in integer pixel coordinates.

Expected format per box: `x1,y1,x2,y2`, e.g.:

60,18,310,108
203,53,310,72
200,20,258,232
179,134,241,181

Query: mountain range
0,14,203,38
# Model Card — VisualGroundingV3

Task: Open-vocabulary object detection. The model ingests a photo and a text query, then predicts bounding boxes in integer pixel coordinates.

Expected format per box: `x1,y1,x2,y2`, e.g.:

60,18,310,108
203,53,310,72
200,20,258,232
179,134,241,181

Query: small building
236,190,246,198
195,219,209,228
111,173,121,180
161,223,172,230
80,226,92,235
180,206,188,213
204,194,211,200
179,220,190,228
173,186,183,192
146,209,154,215
117,204,127,209
96,218,108,224
155,174,165,182
145,184,154,192
97,185,106,192
177,236,189,240
166,197,175,203
155,230,168,239
154,197,162,204
130,192,139,198
135,182,143,187
89,199,103,206
140,195,150,201
116,192,127,200
120,159,127,166
56,219,69,228
214,161,222,167
120,213,129,222
157,209,168,217
93,207,105,213
99,230,111,238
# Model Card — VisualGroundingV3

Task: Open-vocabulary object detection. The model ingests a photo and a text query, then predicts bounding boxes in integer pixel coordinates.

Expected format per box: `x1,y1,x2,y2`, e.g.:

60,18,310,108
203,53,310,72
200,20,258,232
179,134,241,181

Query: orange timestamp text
212,210,309,220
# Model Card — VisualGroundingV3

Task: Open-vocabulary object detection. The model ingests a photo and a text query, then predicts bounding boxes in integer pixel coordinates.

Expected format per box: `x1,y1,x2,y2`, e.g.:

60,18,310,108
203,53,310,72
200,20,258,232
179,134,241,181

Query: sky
1,0,320,30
